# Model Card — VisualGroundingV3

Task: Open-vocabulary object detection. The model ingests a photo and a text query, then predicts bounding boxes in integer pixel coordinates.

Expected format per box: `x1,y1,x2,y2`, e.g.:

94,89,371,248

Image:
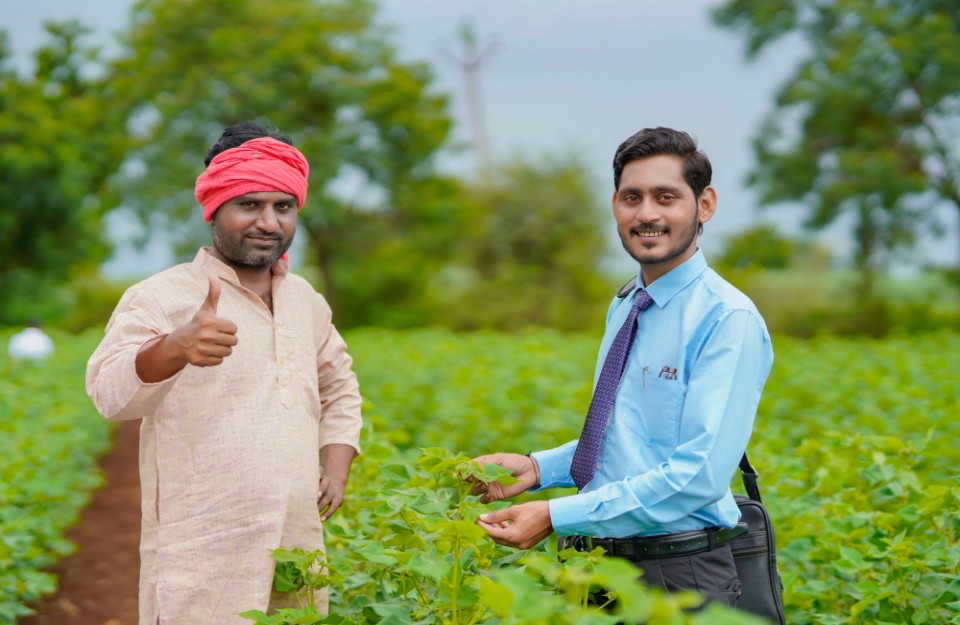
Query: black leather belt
560,523,748,560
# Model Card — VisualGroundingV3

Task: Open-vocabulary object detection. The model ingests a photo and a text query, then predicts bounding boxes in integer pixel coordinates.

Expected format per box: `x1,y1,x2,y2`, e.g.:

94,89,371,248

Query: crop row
2,329,957,624
0,330,111,624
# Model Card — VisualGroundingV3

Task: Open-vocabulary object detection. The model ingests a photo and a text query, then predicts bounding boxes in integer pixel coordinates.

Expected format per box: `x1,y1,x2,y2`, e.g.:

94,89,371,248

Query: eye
623,193,639,203
658,194,676,203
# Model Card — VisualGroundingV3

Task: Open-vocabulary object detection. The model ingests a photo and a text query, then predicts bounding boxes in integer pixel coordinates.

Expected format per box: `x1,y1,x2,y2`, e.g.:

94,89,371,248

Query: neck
209,248,274,295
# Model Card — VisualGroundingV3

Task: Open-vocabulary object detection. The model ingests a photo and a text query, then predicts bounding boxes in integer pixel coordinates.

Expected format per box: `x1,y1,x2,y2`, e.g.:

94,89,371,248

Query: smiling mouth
632,228,667,238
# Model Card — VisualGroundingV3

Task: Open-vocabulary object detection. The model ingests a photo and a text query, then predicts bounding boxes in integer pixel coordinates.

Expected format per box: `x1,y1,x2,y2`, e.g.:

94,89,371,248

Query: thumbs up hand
168,275,239,367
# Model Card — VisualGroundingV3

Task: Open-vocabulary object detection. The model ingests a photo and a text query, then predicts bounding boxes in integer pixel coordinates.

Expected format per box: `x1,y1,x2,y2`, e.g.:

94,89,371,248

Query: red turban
194,137,309,221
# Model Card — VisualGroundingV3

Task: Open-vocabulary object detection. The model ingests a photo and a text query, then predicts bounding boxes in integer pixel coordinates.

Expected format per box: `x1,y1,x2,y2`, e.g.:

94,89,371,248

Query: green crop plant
244,446,763,625
0,330,110,624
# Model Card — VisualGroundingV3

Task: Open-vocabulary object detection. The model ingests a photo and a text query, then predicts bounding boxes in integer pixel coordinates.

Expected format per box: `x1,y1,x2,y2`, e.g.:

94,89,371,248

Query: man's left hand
318,443,357,522
477,500,553,549
317,473,346,522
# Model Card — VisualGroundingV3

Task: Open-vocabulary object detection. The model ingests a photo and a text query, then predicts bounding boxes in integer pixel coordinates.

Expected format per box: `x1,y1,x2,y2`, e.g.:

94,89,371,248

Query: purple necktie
570,289,654,490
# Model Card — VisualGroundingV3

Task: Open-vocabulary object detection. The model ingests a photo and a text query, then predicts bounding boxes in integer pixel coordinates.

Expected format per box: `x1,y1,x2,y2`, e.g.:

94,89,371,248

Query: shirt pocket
637,376,684,450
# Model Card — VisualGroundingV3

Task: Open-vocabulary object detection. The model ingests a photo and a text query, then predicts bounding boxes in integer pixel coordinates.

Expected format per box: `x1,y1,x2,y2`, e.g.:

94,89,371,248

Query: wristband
526,451,541,488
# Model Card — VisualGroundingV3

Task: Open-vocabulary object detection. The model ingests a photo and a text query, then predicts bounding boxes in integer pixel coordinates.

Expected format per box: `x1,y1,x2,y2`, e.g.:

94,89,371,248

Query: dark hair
204,121,293,166
612,127,712,198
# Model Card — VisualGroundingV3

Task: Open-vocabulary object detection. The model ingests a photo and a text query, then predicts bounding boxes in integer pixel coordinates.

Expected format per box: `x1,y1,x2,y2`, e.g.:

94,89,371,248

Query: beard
211,221,294,270
617,213,701,268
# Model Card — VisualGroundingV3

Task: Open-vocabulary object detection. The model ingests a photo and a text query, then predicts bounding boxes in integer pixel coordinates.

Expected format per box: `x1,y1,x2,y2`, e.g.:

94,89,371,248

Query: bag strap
739,453,763,503
617,276,638,298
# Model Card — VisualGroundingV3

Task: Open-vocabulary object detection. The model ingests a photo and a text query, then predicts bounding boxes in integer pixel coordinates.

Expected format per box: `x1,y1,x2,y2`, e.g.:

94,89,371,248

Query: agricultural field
1,328,958,624
0,330,112,624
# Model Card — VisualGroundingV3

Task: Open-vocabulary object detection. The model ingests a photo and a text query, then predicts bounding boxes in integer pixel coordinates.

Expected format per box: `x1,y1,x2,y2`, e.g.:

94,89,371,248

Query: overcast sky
4,1,957,276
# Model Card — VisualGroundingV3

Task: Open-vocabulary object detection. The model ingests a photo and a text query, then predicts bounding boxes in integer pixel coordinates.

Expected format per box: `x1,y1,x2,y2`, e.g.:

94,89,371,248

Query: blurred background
1,0,958,335
2,3,959,623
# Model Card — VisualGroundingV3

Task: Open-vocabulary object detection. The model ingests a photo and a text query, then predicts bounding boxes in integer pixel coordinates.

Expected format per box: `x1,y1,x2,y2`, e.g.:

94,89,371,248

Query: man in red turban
87,121,363,624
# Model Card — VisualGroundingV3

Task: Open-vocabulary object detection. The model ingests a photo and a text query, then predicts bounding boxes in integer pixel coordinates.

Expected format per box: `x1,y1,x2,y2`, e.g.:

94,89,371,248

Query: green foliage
718,268,960,338
0,330,110,623
716,225,820,272
422,154,614,332
341,329,960,624
344,328,598,455
105,0,453,324
58,274,134,333
712,0,960,288
0,22,128,324
4,328,958,624
244,446,758,625
755,332,960,624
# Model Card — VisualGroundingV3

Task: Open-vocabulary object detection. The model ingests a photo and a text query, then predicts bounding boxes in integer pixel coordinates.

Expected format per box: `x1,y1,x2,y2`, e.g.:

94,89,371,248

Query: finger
210,330,239,347
199,344,232,359
469,481,488,496
480,484,506,504
479,509,513,525
195,356,224,367
477,519,510,531
202,275,221,313
320,498,341,522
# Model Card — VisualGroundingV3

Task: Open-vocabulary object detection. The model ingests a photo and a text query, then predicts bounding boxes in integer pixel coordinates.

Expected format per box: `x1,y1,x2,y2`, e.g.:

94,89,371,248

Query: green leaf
407,552,451,581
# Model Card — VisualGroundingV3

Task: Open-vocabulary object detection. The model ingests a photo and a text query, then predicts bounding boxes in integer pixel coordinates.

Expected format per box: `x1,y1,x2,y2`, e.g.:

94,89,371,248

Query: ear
697,186,717,225
611,190,618,212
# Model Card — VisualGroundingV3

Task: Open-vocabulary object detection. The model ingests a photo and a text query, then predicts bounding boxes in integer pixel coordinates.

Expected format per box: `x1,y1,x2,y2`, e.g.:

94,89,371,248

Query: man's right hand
470,452,539,503
168,275,239,366
135,276,239,383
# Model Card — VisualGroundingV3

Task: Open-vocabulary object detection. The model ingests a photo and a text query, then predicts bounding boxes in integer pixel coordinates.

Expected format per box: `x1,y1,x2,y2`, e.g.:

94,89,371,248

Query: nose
256,206,280,232
631,197,659,223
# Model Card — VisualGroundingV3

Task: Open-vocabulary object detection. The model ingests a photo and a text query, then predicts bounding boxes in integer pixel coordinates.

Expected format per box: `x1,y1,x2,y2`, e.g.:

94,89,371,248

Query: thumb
479,508,514,524
202,275,221,314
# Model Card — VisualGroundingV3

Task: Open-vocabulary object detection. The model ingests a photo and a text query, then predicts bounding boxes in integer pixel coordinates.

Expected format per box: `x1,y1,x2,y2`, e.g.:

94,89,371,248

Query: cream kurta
86,249,362,625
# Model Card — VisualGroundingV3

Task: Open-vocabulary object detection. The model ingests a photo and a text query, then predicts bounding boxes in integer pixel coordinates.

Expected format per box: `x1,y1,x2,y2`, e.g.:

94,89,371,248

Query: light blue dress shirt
533,250,773,538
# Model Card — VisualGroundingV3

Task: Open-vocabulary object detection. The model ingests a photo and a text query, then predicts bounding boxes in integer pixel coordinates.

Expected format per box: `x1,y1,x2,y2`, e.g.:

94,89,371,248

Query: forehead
619,155,688,191
227,191,297,202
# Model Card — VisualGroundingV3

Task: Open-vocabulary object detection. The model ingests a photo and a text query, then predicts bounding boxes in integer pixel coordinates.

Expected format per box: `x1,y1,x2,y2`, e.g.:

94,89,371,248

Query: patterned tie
570,289,655,490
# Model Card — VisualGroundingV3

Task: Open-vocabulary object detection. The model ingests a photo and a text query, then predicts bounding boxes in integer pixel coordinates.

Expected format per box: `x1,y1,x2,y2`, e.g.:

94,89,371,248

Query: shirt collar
637,249,708,307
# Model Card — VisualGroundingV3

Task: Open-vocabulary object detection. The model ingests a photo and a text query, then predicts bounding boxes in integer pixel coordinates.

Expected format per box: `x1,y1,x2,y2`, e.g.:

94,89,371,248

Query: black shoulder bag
615,279,786,623
732,453,786,624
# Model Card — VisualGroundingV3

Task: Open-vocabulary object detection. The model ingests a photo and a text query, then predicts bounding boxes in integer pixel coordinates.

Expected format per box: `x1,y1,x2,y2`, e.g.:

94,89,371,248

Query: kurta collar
638,249,708,308
192,247,290,285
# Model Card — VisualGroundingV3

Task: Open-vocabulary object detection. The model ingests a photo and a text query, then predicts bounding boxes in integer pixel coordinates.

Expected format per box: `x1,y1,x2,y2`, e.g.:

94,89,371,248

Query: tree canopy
106,0,453,321
713,0,960,283
0,23,127,323
428,153,613,331
2,0,616,331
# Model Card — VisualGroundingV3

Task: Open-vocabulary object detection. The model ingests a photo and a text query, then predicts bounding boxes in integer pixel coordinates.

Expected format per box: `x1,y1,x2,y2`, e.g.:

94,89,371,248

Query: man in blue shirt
470,127,774,606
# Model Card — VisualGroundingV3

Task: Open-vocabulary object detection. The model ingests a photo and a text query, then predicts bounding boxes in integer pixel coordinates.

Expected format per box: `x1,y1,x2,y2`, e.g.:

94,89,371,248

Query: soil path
20,419,141,625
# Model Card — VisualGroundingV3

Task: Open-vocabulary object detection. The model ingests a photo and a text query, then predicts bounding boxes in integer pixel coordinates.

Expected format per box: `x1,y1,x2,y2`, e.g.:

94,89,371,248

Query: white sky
3,0,957,277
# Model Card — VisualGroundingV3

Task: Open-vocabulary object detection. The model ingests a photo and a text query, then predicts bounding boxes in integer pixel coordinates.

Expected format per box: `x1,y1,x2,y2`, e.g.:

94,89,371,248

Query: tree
106,0,452,322
717,224,798,271
426,153,613,331
0,23,128,323
713,0,960,294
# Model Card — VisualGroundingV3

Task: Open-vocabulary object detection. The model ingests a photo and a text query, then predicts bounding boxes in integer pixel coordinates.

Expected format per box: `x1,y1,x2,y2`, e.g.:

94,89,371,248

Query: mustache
244,230,282,240
629,223,668,234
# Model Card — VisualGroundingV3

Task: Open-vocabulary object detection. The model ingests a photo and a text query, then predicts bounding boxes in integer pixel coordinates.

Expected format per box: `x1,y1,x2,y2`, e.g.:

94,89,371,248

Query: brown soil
20,419,141,625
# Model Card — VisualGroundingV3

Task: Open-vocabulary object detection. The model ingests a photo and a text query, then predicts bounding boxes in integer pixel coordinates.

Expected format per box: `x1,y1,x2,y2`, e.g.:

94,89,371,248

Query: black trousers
564,540,742,609
628,543,741,607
